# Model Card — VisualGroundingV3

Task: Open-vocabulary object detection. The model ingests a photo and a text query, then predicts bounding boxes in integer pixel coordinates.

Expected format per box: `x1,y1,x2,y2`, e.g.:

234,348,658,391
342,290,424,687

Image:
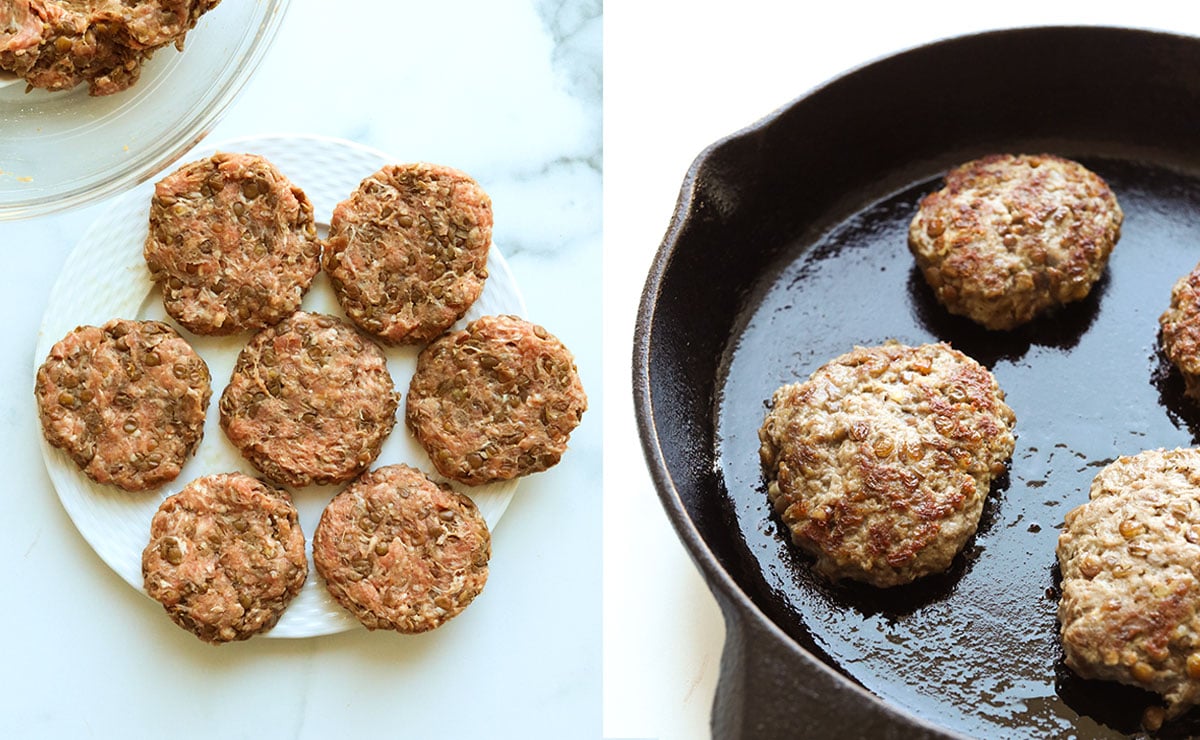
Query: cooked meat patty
1058,448,1200,723
908,153,1122,330
0,0,221,96
35,318,211,491
323,163,493,345
144,152,320,336
406,314,587,486
219,311,399,488
758,341,1016,587
313,464,491,633
1160,262,1200,401
142,473,307,643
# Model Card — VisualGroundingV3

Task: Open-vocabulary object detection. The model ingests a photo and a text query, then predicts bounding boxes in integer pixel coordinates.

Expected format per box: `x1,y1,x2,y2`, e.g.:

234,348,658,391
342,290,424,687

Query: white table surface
1,1,600,738
603,3,1200,739
12,2,1200,739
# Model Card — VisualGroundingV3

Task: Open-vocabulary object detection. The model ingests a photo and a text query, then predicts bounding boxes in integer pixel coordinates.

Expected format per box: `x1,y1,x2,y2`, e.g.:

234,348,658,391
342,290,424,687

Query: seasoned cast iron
634,26,1200,739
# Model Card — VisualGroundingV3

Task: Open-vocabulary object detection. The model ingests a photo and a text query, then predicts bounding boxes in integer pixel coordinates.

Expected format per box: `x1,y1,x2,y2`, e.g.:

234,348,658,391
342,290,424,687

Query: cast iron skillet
634,26,1200,739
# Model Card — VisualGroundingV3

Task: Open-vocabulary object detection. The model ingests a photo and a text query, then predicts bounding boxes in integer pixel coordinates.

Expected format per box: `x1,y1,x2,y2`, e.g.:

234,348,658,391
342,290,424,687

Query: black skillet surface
635,26,1200,739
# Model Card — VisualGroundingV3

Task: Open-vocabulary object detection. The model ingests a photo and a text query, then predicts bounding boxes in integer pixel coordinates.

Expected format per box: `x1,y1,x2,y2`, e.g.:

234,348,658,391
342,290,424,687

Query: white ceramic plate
34,134,526,638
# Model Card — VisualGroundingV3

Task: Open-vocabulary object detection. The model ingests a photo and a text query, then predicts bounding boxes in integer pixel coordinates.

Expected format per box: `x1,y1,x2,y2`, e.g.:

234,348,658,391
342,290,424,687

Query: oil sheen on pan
714,158,1200,738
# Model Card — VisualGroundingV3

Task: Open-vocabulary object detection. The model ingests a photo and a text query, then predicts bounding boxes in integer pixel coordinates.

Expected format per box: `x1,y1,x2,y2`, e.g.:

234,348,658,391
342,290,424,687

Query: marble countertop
0,1,600,738
604,3,1200,739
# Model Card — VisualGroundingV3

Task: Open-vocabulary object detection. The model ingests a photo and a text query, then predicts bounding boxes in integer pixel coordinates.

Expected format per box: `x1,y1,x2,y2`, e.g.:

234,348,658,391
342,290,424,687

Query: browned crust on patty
219,311,399,488
1058,449,1200,719
323,163,493,345
313,464,490,633
142,473,307,643
0,0,221,95
406,314,587,486
144,153,320,336
758,341,1016,587
1161,263,1200,400
35,318,212,491
908,154,1122,330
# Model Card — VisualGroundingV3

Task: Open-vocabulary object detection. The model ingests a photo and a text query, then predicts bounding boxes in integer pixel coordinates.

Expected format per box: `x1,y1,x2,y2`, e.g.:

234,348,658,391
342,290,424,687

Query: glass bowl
0,0,291,220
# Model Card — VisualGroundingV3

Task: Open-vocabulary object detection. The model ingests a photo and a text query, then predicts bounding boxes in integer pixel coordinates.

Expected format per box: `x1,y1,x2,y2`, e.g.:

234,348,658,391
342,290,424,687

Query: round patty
1058,449,1200,722
142,473,307,644
758,341,1016,587
406,314,587,486
313,464,491,633
35,318,212,491
908,153,1122,330
145,152,321,336
1160,262,1200,401
0,0,221,96
219,311,398,488
323,163,493,345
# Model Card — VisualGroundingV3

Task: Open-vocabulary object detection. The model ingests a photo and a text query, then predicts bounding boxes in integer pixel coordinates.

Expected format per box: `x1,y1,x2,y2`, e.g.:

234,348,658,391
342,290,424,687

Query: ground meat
908,154,1122,330
313,464,490,633
35,318,211,491
758,341,1016,587
144,152,320,336
142,473,307,643
219,311,399,488
1058,449,1200,724
0,0,221,96
406,314,587,485
1160,262,1200,401
323,163,493,345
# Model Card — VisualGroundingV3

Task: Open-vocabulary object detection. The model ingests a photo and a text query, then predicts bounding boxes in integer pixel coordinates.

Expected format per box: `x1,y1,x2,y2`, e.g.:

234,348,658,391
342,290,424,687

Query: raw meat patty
323,163,493,344
219,312,398,488
313,464,490,633
0,0,222,95
142,472,307,643
406,315,587,485
145,152,320,336
35,318,211,491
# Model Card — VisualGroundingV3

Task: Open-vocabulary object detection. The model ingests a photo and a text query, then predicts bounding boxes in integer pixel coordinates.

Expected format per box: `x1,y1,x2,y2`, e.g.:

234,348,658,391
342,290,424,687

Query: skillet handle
712,592,946,740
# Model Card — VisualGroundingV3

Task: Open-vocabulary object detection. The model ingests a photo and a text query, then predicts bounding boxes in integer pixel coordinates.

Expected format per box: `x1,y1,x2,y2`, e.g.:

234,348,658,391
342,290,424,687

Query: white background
1,1,601,738
10,1,1200,738
603,2,1200,739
